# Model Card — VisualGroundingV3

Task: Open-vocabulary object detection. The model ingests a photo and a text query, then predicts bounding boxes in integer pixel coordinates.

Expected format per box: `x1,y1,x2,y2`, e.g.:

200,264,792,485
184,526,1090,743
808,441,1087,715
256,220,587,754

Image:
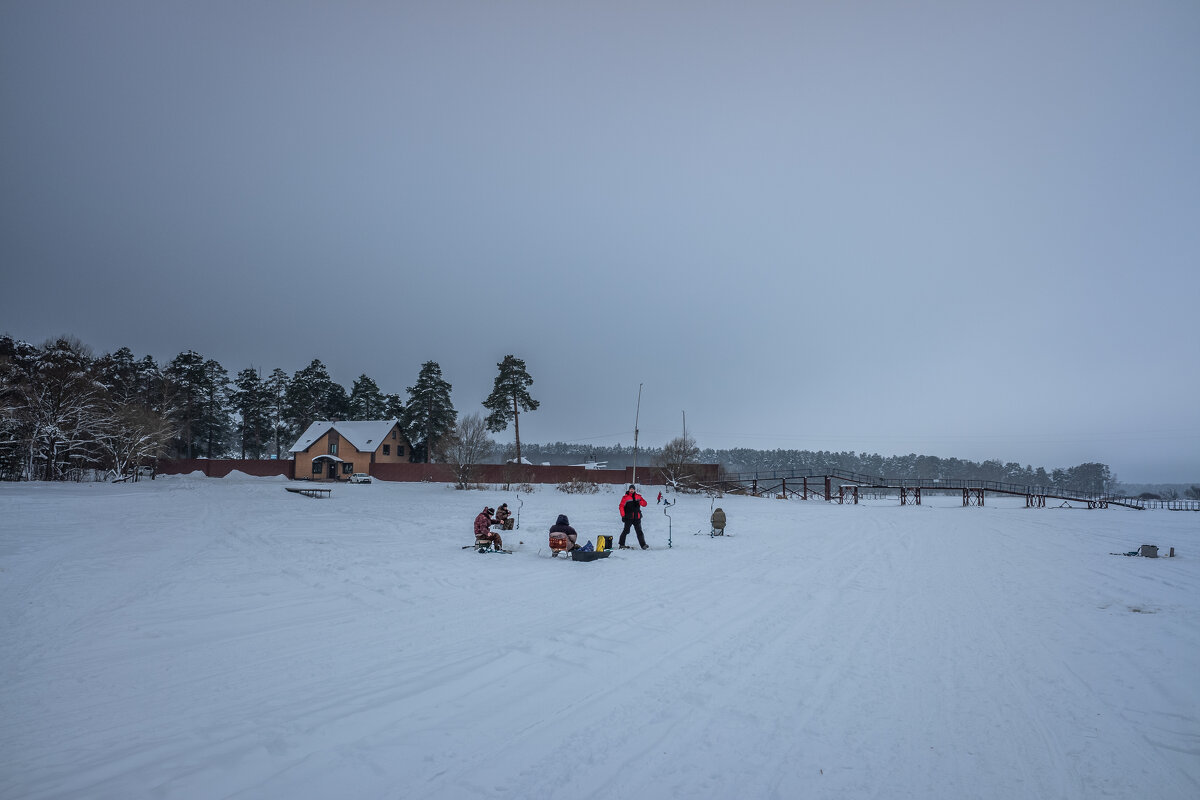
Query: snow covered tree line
0,335,477,480
0,336,172,481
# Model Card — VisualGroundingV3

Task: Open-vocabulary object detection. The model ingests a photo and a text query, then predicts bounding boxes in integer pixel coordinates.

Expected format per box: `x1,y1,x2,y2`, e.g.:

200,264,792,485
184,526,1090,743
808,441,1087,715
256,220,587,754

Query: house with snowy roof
289,419,411,481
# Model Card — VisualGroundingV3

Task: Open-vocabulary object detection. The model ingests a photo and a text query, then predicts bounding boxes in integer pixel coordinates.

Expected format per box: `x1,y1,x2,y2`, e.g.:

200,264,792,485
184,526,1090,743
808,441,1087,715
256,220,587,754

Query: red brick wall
156,459,294,479
369,462,631,485
369,462,458,482
156,459,717,486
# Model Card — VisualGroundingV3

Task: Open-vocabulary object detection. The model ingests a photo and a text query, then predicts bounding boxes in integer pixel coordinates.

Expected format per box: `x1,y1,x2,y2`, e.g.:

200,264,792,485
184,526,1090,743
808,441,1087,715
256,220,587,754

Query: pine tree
165,350,206,459
405,361,456,463
482,354,538,465
265,368,289,458
95,347,139,405
232,367,272,459
197,359,233,458
163,352,233,459
348,374,387,420
284,359,346,438
325,382,350,422
134,355,165,413
384,392,405,419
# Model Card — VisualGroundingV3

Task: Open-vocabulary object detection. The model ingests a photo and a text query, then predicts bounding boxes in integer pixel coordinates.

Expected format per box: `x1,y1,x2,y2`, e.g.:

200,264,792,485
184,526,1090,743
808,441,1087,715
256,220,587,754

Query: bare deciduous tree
20,337,108,480
96,405,174,481
657,433,701,491
441,413,495,490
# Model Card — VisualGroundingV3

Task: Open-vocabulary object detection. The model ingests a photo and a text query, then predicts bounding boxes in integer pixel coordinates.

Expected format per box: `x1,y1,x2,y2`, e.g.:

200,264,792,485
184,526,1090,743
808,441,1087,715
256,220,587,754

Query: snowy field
1,474,1197,800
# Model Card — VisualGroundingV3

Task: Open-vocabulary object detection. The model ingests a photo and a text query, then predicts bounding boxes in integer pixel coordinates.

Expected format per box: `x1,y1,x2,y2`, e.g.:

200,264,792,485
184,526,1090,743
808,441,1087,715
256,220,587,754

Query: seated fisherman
474,506,503,550
548,513,580,551
711,507,726,535
495,503,515,530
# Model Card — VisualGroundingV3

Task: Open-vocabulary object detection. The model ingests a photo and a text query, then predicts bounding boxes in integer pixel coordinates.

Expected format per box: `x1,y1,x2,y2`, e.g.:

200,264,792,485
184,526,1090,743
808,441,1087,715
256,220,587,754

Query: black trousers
619,519,646,548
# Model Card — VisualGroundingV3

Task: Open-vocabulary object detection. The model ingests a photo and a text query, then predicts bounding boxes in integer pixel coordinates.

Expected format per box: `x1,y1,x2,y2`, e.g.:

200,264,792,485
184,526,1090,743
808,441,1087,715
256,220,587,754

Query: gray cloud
2,1,1197,481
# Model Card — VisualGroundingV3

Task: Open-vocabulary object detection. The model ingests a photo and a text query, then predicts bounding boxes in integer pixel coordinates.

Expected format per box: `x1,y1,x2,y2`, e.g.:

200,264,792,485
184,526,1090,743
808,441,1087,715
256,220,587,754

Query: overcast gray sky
2,1,1197,482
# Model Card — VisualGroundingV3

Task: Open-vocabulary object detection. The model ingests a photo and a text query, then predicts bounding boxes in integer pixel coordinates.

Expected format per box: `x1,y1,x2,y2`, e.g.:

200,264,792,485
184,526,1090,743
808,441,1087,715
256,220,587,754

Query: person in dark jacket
618,485,649,549
495,503,514,530
548,513,580,551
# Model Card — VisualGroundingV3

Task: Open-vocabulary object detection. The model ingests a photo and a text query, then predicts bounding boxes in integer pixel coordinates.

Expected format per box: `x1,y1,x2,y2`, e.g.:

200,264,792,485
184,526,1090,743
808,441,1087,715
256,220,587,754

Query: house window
391,430,397,439
329,442,338,456
398,445,405,457
328,430,339,456
383,444,391,456
342,462,353,475
312,460,323,475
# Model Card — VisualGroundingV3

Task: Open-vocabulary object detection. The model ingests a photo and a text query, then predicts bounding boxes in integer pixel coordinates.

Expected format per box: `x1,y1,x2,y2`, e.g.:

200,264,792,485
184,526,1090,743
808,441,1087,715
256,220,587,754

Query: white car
348,473,372,484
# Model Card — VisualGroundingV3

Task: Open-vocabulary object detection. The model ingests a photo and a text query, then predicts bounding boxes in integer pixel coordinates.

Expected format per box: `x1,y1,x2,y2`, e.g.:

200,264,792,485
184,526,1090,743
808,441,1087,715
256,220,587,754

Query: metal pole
632,383,642,486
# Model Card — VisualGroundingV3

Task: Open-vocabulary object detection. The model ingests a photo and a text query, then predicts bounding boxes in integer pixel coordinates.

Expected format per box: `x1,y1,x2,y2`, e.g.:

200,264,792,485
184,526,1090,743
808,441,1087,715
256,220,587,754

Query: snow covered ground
1,474,1197,800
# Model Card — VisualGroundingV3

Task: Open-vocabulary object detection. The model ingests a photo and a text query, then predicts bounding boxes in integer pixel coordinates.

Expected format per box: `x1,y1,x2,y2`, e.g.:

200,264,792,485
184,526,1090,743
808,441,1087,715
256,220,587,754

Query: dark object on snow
1110,546,1160,558
571,548,611,562
285,486,331,498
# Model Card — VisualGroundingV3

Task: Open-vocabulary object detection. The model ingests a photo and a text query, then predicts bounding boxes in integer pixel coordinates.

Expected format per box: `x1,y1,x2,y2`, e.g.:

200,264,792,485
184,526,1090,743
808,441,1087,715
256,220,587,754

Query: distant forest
520,443,1116,495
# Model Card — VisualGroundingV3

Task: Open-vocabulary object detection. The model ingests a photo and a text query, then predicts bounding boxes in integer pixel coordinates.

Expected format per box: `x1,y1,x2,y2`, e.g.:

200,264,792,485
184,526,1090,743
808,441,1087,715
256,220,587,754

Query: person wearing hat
474,505,503,549
618,485,649,549
495,503,514,530
548,513,580,551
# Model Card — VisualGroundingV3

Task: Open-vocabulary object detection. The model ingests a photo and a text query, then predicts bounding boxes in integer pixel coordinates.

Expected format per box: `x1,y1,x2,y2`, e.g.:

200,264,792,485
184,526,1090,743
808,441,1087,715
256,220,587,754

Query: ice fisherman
474,506,503,550
548,513,580,552
618,485,649,550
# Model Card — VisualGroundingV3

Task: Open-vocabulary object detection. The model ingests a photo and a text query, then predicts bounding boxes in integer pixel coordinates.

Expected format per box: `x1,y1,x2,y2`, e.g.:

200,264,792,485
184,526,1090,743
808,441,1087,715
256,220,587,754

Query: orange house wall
293,424,412,479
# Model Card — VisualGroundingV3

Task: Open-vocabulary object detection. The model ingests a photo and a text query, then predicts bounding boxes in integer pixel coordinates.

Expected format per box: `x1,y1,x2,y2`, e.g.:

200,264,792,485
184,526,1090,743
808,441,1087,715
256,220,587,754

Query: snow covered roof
289,420,401,454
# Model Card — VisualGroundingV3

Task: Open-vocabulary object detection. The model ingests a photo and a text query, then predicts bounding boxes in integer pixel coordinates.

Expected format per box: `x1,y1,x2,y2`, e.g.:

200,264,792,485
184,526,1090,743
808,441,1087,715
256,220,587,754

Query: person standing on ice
618,485,649,549
474,506,503,550
548,513,580,551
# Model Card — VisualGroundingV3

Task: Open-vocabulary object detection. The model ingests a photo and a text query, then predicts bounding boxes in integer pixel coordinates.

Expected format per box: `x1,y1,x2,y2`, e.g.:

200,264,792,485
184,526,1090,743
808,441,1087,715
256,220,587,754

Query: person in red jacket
618,485,649,549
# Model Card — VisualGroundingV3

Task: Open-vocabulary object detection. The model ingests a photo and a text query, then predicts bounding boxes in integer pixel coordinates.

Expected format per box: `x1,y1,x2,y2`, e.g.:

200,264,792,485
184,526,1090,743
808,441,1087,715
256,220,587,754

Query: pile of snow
1,477,1197,799
221,469,290,482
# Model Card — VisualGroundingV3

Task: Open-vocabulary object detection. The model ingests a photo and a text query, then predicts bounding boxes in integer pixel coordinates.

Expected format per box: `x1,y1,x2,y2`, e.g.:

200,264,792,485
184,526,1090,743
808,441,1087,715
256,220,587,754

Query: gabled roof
289,420,401,454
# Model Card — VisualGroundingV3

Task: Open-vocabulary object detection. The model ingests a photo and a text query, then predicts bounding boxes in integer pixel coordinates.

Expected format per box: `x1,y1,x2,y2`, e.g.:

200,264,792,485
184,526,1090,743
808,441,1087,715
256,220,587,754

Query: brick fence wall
156,459,718,486
156,459,294,479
